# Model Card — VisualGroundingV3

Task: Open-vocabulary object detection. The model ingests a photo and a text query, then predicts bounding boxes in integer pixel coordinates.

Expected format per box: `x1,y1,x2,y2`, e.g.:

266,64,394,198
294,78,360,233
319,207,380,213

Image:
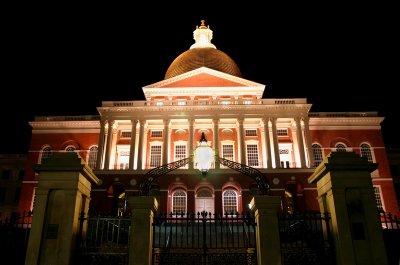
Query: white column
189,119,194,169
109,123,118,169
137,120,146,170
303,117,314,168
238,118,246,165
291,122,301,168
96,119,106,170
263,118,272,169
104,119,114,170
213,118,220,169
295,117,306,168
129,119,137,170
271,118,280,168
163,119,169,165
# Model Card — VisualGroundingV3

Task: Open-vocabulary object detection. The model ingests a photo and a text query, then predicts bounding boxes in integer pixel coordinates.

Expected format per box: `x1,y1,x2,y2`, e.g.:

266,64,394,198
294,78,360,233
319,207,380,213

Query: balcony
101,98,308,107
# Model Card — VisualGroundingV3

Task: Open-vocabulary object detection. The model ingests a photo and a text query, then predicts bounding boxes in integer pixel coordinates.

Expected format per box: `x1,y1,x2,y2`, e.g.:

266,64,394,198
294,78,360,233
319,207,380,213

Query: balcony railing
101,98,307,107
34,115,100,121
309,112,378,117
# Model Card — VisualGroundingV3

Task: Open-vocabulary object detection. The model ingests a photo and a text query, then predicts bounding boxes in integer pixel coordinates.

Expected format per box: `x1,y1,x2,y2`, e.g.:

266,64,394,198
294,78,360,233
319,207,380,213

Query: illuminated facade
19,21,399,216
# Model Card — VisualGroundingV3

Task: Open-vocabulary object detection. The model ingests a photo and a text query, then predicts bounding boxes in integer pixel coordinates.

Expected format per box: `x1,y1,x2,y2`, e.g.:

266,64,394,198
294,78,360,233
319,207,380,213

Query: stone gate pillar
249,195,282,265
25,153,99,265
308,152,388,265
128,196,158,265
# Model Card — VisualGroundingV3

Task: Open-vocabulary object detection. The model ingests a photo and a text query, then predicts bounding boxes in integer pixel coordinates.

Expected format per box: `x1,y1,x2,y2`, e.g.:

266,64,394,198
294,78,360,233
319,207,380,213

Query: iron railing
379,211,400,265
152,212,257,265
379,211,400,229
0,211,33,265
77,213,131,265
279,212,335,265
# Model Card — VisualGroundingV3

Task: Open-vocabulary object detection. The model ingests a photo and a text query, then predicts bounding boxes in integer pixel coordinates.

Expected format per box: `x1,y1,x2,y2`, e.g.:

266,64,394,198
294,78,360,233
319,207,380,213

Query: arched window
312,144,323,167
360,143,373,162
172,190,187,214
222,189,238,214
88,146,98,169
39,145,53,163
65,145,76,152
335,143,347,152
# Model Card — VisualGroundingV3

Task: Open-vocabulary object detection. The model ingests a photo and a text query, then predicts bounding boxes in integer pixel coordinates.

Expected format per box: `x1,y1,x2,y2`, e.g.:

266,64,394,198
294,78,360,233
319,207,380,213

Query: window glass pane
175,145,186,161
312,144,323,167
172,190,187,213
245,129,257,136
247,144,259,167
151,130,163,137
360,143,373,162
335,143,346,152
374,187,384,211
223,189,237,214
40,146,53,163
150,145,162,168
88,146,98,169
277,129,288,136
222,144,234,161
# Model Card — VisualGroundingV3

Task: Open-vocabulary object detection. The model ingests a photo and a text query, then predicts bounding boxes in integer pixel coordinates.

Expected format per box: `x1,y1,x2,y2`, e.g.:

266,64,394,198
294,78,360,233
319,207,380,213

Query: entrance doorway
195,188,214,214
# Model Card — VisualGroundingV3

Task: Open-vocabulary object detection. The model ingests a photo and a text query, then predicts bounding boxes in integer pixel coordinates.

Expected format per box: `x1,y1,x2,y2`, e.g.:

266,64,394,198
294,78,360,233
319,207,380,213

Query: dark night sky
1,4,399,153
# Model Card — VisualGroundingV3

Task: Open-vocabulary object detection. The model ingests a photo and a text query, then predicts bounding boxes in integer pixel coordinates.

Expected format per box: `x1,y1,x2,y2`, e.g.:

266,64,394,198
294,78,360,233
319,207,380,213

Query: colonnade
96,116,313,170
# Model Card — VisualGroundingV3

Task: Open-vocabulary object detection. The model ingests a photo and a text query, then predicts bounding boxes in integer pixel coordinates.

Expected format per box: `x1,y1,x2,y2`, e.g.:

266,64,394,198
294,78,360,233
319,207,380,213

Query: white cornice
143,67,265,88
309,117,384,128
29,120,100,130
97,104,312,118
32,129,100,133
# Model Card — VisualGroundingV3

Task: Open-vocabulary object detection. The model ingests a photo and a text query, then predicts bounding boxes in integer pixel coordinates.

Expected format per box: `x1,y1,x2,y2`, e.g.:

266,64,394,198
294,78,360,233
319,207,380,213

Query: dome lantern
164,20,242,79
190,20,216,49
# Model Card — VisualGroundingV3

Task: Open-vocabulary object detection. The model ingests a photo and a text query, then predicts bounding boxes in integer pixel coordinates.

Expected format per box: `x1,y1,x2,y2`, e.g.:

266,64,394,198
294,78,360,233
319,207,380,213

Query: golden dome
165,48,242,79
164,20,242,79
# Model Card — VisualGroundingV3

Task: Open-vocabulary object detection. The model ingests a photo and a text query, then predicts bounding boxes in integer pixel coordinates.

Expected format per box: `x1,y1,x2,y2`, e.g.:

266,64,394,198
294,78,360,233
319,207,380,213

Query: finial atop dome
199,20,207,29
190,20,216,49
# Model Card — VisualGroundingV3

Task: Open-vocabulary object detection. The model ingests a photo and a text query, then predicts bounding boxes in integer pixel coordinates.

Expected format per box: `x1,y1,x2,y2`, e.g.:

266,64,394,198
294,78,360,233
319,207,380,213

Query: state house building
18,21,399,216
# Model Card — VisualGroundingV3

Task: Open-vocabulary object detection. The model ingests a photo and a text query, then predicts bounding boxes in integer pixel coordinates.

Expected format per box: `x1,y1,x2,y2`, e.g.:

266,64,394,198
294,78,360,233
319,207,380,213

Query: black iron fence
152,212,257,265
76,213,131,265
279,212,335,265
380,211,400,265
0,211,33,265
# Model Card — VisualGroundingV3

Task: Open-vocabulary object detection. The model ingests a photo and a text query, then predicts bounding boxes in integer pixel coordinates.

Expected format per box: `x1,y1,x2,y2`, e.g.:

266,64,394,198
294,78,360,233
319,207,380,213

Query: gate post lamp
194,132,214,175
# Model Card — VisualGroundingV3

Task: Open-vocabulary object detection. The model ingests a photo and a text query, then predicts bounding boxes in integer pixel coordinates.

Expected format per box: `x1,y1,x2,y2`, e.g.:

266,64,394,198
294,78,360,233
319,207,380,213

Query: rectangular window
245,129,257,136
177,100,186,106
150,145,162,168
222,144,234,161
156,101,164,106
121,131,132,138
243,99,253,105
277,129,288,136
172,195,186,213
374,186,384,211
151,130,163,138
247,144,259,167
88,149,98,169
223,192,238,214
175,145,187,161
